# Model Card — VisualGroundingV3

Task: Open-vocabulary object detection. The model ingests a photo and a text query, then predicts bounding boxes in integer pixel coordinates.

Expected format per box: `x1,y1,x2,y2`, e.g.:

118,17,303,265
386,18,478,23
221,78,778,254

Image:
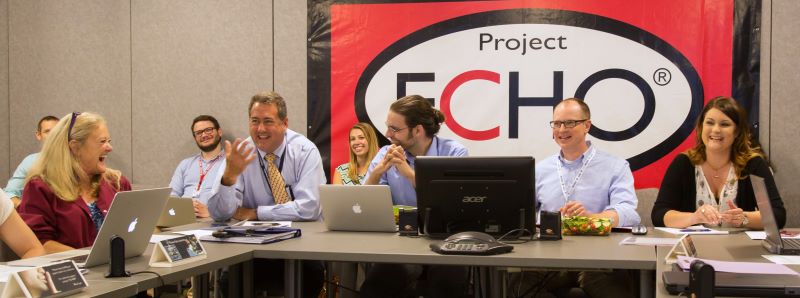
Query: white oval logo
355,9,703,170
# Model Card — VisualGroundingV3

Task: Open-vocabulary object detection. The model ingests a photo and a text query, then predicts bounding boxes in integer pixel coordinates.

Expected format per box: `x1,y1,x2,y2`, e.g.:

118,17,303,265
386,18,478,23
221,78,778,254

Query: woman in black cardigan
652,96,786,229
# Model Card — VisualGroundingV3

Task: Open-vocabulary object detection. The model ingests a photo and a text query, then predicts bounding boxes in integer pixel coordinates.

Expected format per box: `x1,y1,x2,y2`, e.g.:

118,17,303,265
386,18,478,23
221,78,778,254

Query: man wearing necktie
207,91,326,298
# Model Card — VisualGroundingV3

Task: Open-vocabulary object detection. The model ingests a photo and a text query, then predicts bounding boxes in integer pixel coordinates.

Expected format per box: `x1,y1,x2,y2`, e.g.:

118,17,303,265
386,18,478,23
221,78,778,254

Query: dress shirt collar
558,140,594,165
256,133,288,160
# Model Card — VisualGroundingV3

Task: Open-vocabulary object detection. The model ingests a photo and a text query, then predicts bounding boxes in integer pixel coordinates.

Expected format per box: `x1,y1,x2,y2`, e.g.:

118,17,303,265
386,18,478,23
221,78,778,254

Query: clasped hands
373,144,414,180
694,200,747,227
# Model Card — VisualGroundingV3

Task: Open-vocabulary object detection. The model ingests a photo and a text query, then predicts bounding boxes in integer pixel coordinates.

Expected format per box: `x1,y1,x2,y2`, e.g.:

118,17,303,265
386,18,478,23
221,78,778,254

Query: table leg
192,273,210,298
640,269,654,298
285,259,302,298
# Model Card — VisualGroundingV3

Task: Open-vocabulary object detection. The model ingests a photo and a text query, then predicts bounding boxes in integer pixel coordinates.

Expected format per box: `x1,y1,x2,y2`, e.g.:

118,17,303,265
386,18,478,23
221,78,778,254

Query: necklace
706,161,730,180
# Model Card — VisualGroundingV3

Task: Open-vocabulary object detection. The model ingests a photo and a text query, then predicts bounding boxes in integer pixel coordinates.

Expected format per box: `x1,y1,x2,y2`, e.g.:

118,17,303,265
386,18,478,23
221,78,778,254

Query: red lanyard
197,154,222,191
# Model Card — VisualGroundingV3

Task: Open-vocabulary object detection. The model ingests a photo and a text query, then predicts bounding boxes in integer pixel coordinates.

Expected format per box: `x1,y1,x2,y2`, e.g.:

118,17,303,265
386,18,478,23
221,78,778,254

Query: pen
679,228,711,232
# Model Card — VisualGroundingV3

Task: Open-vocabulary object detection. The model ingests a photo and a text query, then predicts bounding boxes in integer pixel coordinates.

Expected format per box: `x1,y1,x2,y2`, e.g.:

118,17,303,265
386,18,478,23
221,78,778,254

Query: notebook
10,187,171,268
157,197,196,227
319,185,397,232
752,175,800,255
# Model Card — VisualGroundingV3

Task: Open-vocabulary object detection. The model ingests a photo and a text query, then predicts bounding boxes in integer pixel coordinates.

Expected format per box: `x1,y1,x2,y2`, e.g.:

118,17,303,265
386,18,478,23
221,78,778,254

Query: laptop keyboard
65,254,89,263
784,238,800,249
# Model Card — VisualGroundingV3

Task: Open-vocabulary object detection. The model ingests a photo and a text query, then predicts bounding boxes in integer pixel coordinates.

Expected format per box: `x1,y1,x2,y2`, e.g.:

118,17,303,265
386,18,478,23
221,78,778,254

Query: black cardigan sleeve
652,154,695,227
742,157,786,229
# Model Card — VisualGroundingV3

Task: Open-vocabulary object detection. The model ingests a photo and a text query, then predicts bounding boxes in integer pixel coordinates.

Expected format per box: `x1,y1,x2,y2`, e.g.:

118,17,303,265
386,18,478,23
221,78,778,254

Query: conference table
6,222,798,297
655,232,800,298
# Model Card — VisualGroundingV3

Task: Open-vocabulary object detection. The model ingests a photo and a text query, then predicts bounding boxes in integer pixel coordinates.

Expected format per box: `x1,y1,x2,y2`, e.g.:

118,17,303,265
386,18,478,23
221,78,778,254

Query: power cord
130,270,166,298
323,278,360,296
496,228,534,244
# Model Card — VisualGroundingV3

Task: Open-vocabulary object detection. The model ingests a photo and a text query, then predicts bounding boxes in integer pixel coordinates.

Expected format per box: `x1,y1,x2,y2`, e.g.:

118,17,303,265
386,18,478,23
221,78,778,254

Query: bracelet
739,213,750,228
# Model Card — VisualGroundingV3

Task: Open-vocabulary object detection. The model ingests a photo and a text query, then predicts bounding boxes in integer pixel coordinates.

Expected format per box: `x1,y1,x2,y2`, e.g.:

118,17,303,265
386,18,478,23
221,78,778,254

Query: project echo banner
308,0,761,188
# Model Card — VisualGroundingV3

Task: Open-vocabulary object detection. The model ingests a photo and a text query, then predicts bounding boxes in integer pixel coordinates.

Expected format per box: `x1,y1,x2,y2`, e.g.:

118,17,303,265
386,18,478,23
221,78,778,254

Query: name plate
1,261,87,298
149,234,207,267
665,234,697,264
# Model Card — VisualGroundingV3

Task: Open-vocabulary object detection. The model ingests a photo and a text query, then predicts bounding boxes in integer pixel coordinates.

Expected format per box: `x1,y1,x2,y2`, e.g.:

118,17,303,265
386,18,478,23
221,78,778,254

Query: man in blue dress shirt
5,115,59,207
363,95,469,298
526,98,639,297
168,115,225,218
207,91,325,298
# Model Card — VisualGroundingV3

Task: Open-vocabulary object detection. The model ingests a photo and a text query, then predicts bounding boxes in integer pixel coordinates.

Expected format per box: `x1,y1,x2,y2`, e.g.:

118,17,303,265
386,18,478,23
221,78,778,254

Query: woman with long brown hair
652,97,785,229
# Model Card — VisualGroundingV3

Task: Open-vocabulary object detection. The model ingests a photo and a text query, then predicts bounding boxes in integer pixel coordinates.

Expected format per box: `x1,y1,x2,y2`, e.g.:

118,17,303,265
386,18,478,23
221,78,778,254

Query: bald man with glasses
518,98,639,298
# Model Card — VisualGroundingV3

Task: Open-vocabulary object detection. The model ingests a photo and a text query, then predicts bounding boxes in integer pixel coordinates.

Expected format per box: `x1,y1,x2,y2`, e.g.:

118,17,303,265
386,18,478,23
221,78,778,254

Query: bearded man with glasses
168,115,225,218
362,94,470,298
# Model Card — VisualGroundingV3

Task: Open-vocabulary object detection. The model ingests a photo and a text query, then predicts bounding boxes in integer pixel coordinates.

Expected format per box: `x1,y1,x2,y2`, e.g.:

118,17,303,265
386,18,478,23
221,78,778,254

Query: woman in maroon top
18,112,131,253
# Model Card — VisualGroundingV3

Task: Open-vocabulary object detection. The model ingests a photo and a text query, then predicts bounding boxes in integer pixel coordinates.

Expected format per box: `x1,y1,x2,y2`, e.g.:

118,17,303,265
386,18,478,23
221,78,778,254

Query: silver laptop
752,175,800,255
157,197,196,227
319,185,397,232
10,187,171,268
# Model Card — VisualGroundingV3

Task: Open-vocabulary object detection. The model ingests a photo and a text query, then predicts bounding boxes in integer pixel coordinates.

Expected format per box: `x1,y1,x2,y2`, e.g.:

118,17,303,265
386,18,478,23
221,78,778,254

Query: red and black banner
308,0,761,189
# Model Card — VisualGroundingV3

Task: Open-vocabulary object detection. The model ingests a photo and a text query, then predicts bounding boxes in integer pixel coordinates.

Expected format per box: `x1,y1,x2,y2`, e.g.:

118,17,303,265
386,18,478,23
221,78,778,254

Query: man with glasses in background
362,94,469,298
516,98,639,297
168,115,225,218
207,91,325,297
5,115,59,207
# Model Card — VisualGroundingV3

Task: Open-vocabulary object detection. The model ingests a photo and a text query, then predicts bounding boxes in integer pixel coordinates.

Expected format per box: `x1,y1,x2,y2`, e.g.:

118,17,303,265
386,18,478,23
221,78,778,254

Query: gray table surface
655,232,800,297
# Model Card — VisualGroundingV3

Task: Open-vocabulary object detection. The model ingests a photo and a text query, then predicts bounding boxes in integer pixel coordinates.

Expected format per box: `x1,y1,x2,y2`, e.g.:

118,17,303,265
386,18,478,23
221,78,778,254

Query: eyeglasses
67,112,82,140
193,127,217,137
549,119,588,129
386,125,408,134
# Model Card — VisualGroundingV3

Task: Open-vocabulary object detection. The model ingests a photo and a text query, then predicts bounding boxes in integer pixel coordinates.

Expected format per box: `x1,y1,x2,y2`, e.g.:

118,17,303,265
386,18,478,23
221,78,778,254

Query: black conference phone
430,231,514,255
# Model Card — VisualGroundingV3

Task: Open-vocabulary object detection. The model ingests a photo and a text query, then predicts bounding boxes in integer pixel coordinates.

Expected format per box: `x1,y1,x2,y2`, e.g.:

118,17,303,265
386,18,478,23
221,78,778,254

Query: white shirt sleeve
0,188,13,224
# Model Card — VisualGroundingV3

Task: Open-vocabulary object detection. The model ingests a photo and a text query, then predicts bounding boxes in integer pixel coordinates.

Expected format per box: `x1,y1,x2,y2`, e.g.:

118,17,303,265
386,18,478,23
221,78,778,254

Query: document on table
149,233,183,244
677,256,798,275
175,229,216,238
234,221,292,228
0,265,28,282
654,225,728,235
763,255,800,265
619,237,680,246
746,230,800,240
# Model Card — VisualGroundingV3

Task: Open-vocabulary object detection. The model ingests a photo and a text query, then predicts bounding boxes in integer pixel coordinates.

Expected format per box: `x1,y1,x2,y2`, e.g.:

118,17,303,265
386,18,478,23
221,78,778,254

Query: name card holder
665,234,697,265
149,234,207,268
1,261,87,298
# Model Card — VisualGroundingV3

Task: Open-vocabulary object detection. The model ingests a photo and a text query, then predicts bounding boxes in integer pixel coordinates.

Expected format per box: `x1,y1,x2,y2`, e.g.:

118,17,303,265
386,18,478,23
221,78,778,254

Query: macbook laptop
319,185,397,232
752,175,800,255
10,187,171,268
157,197,196,228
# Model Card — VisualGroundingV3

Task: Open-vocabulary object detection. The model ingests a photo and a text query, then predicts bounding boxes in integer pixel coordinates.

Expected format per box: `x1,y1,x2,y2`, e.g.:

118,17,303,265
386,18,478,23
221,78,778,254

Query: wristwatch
739,213,750,228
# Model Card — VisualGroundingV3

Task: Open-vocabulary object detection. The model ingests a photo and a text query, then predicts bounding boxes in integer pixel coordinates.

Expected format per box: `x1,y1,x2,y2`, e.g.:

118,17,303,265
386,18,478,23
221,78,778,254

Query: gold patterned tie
265,153,290,204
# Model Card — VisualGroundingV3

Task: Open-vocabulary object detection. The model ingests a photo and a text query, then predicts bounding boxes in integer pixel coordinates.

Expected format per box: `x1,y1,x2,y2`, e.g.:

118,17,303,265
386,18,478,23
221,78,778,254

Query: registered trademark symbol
653,68,671,86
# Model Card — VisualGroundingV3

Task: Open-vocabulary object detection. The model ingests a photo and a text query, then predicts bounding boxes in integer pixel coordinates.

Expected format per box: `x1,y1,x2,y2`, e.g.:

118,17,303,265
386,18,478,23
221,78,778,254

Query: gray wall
1,1,799,226
0,0,307,190
762,0,800,227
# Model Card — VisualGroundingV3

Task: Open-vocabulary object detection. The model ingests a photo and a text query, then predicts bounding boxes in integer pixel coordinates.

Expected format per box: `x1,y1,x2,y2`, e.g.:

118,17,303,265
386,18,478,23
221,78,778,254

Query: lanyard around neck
556,147,597,204
196,152,223,191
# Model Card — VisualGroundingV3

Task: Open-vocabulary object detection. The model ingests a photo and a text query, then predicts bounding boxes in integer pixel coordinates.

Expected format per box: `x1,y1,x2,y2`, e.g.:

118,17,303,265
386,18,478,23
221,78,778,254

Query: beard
197,135,222,152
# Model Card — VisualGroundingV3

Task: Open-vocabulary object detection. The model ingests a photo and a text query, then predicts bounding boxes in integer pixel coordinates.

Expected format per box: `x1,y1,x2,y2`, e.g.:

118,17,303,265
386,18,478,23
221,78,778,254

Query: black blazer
652,154,786,228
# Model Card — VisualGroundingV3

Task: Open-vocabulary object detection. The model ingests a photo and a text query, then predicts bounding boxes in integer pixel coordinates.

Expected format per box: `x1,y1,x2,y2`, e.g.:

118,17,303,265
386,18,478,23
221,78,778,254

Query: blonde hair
685,96,764,179
26,112,121,202
347,123,379,182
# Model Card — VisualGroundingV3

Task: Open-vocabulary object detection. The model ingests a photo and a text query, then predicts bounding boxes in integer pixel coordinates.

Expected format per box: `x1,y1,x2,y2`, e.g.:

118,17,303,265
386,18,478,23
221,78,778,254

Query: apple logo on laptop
352,203,362,214
128,218,138,233
168,208,176,216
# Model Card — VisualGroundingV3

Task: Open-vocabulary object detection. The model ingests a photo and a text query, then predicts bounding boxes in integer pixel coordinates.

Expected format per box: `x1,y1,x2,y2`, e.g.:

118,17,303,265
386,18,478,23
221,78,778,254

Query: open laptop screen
752,175,783,247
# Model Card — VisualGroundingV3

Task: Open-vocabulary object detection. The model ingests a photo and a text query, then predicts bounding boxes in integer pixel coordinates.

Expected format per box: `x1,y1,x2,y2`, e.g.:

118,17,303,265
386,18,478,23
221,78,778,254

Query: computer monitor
415,156,535,239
